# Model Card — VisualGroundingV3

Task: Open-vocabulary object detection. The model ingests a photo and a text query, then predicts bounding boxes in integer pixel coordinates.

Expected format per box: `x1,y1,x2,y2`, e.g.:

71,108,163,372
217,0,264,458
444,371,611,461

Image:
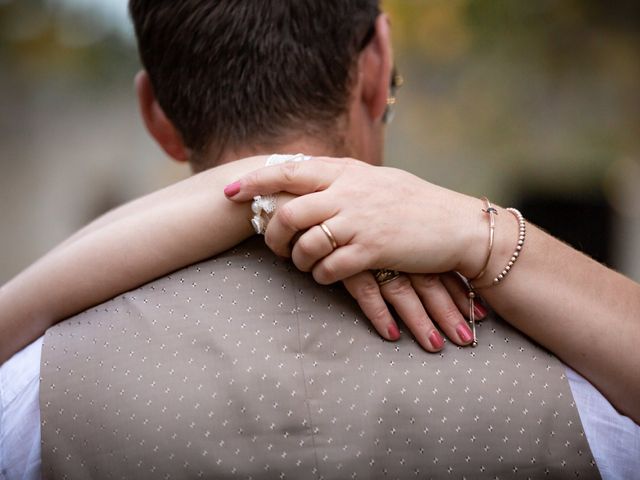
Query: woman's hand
227,158,489,351
226,158,487,282
342,270,485,352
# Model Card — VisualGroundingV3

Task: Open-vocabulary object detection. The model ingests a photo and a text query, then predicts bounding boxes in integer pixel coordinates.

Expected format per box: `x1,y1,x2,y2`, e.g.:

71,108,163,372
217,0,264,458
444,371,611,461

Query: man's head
129,0,393,171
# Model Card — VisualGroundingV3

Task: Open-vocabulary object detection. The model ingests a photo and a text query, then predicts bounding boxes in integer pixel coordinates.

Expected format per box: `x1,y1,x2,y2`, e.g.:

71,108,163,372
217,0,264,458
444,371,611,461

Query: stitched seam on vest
290,280,321,479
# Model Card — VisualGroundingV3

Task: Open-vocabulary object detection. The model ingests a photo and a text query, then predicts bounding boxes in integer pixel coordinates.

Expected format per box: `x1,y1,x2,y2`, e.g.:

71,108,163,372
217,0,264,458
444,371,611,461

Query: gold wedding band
374,269,401,286
319,222,338,250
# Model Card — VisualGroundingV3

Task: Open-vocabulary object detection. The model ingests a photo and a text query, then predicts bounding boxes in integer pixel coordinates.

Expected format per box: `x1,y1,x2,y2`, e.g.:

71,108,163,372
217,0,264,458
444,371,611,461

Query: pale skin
226,158,640,424
0,156,480,365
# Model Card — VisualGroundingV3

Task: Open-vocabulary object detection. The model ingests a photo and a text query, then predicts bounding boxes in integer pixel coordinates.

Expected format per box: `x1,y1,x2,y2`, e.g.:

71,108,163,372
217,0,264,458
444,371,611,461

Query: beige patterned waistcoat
40,238,599,479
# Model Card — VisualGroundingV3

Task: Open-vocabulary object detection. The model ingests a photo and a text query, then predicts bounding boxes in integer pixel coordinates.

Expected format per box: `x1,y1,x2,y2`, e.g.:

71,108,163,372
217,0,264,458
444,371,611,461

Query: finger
291,223,340,272
440,272,489,321
409,274,473,346
311,243,371,285
264,192,339,257
225,159,344,201
379,275,445,352
342,272,400,341
319,156,369,167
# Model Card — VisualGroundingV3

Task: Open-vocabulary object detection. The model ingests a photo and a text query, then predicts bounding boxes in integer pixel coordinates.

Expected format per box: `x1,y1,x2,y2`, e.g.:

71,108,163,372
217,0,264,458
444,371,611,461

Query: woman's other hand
342,271,486,352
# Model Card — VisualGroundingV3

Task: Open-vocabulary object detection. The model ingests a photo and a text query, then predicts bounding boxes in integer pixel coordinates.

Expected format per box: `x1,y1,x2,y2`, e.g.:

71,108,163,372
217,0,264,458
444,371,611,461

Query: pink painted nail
456,323,473,344
429,330,444,350
387,323,400,341
224,181,241,197
473,303,488,319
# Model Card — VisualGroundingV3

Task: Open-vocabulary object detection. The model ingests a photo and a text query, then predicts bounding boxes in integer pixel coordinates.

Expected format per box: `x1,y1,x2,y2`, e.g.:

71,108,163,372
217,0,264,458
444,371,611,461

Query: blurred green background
1,0,639,284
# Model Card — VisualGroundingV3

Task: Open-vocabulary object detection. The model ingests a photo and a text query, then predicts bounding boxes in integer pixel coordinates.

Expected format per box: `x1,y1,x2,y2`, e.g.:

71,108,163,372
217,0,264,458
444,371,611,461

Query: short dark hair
129,0,380,168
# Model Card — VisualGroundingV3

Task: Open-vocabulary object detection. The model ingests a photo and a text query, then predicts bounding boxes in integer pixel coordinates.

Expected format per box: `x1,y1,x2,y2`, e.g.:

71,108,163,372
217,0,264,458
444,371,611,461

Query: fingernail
429,330,444,350
473,303,487,319
387,323,400,341
456,323,473,344
224,181,241,197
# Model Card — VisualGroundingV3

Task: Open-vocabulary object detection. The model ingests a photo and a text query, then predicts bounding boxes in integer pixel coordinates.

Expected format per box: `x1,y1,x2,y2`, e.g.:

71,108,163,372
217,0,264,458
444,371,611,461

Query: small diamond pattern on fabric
40,238,600,479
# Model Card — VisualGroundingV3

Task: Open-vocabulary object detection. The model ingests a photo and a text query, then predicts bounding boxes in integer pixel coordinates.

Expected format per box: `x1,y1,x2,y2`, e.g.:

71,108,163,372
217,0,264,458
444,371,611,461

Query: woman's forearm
0,156,266,364
476,209,640,422
50,157,266,253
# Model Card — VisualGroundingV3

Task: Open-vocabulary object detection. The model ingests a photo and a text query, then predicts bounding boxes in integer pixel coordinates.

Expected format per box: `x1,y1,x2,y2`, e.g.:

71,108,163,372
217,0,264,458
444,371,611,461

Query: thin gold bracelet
490,207,526,286
470,197,497,283
465,197,497,347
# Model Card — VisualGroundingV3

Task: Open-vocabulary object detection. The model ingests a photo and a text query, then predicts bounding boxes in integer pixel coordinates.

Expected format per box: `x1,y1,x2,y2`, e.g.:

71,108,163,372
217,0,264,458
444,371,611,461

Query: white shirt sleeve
567,366,640,480
0,337,42,480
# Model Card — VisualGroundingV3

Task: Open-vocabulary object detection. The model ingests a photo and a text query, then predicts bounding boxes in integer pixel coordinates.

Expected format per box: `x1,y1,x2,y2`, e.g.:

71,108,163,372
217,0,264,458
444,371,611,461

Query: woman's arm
478,215,640,424
226,159,640,423
0,155,477,364
0,156,266,363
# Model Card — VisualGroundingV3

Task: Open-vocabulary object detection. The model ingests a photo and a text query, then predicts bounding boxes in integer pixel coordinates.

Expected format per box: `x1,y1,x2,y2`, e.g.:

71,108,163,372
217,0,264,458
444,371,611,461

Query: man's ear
359,13,393,123
135,71,190,163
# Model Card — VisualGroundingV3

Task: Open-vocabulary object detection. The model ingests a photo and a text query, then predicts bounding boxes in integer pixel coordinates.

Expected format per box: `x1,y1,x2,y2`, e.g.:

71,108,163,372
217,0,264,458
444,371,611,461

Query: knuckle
263,229,273,246
276,204,296,231
368,305,390,325
437,305,463,326
243,171,259,191
314,261,338,285
355,279,382,300
382,276,413,297
281,161,300,183
291,257,311,272
264,231,286,257
295,234,316,257
336,163,349,175
408,316,431,333
345,157,366,167
413,273,441,290
263,229,277,249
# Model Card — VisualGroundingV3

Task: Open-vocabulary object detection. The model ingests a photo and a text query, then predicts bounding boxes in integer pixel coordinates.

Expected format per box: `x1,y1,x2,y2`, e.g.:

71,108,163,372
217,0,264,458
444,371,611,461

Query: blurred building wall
0,79,186,281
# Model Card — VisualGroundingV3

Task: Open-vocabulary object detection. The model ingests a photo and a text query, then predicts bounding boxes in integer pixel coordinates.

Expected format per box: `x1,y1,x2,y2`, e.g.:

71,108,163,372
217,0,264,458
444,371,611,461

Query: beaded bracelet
490,207,526,286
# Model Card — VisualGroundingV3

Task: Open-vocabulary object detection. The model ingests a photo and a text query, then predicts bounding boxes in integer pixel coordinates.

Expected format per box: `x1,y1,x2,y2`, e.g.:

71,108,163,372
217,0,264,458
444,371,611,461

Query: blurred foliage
0,0,137,86
385,0,640,57
382,0,640,198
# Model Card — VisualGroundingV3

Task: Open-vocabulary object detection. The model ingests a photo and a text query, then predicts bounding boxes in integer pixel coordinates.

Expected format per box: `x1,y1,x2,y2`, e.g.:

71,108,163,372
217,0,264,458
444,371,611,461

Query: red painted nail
429,330,444,350
387,323,400,341
456,323,473,344
224,181,241,197
473,303,488,319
